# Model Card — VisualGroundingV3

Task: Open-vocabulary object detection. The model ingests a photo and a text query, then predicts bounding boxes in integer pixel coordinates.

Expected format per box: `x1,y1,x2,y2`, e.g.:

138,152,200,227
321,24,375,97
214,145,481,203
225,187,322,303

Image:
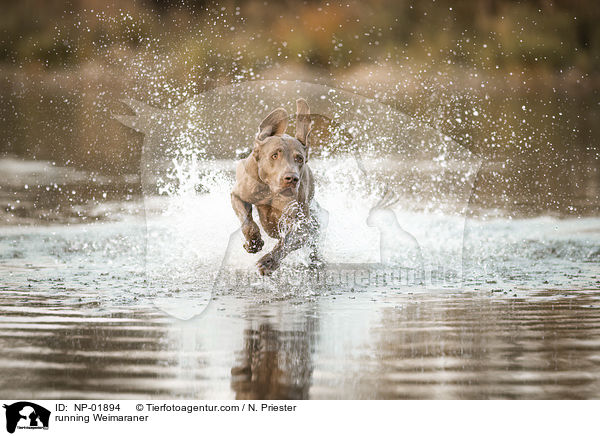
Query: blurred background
0,0,598,218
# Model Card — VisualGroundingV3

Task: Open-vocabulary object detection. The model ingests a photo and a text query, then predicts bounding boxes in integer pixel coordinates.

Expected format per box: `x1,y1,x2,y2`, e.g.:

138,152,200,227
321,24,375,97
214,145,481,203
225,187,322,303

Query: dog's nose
283,173,299,185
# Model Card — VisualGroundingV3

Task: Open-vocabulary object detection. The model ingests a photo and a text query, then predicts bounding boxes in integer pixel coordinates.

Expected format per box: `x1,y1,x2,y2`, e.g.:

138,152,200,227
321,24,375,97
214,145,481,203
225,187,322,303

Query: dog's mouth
279,187,296,197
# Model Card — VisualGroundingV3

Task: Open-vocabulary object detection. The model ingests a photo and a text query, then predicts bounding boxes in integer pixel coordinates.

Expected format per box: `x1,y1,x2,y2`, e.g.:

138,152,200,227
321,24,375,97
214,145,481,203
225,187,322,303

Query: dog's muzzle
281,172,300,186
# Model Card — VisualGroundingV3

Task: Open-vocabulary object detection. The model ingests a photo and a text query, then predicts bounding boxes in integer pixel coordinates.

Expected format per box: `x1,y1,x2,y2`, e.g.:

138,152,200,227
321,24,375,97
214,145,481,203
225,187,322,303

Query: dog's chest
246,181,271,204
256,204,283,238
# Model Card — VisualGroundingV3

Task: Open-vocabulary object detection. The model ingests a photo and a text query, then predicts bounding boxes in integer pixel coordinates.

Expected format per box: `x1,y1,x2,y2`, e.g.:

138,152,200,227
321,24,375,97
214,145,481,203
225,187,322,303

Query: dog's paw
256,253,280,276
243,237,264,253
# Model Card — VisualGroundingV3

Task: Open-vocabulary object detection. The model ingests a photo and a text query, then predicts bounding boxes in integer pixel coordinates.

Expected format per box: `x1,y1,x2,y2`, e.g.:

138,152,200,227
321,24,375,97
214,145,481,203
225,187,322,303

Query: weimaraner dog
231,99,320,275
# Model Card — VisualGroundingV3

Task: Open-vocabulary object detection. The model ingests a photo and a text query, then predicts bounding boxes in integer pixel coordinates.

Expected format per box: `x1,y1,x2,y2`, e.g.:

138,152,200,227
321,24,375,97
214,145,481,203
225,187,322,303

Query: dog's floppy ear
256,107,288,141
295,98,311,146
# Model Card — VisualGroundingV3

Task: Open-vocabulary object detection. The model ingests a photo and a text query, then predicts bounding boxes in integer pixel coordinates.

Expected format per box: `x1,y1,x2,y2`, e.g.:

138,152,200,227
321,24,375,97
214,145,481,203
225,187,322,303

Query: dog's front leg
231,193,264,253
256,237,290,276
256,208,309,275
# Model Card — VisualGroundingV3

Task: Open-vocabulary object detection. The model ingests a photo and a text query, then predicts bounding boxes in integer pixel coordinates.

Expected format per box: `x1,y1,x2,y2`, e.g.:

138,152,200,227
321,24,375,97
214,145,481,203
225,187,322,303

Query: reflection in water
2,286,600,399
231,322,316,400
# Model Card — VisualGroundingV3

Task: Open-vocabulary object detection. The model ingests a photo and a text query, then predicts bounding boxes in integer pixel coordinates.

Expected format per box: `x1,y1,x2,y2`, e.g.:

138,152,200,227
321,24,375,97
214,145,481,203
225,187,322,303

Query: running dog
231,99,320,275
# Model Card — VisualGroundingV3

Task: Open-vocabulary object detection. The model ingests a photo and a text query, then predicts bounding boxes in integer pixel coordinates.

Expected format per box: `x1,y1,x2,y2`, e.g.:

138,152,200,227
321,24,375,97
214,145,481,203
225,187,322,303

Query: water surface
1,158,599,399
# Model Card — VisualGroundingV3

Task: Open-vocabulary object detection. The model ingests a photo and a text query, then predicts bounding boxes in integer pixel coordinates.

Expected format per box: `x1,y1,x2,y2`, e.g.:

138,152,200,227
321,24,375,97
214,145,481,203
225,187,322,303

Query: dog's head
252,99,312,197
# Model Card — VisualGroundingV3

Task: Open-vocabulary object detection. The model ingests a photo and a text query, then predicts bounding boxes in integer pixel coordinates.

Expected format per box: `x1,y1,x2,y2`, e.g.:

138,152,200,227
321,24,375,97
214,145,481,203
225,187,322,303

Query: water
2,278,600,399
1,155,599,399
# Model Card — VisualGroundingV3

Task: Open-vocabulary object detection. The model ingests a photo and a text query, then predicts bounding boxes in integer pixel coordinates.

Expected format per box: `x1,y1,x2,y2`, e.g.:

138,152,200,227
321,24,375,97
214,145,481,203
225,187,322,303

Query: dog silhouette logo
3,402,50,434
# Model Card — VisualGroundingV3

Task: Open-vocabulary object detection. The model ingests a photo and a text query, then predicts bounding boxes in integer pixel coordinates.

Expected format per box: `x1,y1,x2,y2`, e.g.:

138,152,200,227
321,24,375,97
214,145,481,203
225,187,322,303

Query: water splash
116,80,482,319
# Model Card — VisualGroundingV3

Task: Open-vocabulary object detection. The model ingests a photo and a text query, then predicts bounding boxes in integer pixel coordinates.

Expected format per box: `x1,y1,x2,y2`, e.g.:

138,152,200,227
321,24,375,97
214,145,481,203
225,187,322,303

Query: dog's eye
271,152,278,160
295,155,304,164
